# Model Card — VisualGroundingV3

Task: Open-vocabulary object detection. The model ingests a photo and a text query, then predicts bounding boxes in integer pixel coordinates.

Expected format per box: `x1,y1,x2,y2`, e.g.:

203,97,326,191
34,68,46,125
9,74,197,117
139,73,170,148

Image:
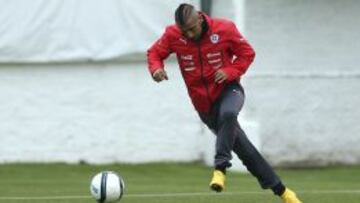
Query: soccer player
147,3,302,203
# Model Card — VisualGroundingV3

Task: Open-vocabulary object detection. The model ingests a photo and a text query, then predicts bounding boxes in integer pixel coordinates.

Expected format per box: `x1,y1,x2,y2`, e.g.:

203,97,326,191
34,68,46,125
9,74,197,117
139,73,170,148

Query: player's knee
219,111,238,123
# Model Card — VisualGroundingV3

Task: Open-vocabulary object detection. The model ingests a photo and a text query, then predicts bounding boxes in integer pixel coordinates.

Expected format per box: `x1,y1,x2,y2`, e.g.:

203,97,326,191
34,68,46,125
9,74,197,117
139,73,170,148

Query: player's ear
198,13,203,23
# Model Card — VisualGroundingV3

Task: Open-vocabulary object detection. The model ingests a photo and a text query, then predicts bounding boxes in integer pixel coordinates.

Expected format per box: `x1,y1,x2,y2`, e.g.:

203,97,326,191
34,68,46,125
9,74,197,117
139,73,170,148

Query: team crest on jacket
210,34,219,44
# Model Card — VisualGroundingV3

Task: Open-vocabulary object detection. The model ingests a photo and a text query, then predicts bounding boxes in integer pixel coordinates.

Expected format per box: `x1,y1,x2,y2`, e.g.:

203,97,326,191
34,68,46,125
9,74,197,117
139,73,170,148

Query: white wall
0,61,204,163
0,60,259,173
245,0,360,166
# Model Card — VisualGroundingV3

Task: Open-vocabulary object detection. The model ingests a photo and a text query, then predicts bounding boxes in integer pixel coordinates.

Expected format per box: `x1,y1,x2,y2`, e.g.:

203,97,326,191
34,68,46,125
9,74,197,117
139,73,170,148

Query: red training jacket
147,13,255,113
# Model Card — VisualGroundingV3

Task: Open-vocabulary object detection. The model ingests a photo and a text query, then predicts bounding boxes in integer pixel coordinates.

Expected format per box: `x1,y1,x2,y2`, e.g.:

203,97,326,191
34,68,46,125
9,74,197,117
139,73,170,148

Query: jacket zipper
197,43,212,108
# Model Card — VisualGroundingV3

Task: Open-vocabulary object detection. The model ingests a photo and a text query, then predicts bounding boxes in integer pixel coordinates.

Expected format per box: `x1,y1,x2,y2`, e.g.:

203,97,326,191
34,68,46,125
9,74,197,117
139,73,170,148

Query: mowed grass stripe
0,163,359,203
0,189,360,200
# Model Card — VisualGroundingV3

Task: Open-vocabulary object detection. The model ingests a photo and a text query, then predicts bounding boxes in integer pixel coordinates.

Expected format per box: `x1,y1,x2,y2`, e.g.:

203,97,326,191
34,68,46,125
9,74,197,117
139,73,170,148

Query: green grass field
0,163,359,203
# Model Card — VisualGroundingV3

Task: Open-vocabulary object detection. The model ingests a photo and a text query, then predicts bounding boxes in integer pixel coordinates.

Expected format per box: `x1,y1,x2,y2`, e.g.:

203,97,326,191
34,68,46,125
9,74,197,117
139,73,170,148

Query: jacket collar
200,12,213,36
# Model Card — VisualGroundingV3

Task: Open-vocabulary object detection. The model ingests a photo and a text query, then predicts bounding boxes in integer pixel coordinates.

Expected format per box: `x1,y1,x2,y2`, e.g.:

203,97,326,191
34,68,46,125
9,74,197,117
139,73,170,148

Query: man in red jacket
147,3,302,203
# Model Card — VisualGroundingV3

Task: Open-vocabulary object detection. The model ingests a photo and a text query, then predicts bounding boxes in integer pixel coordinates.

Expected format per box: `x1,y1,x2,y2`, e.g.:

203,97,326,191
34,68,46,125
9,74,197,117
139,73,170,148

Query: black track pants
198,82,281,189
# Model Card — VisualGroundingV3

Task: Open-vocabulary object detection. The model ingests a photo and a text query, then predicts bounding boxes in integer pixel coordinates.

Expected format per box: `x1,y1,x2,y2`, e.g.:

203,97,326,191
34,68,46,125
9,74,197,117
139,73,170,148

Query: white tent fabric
0,0,199,62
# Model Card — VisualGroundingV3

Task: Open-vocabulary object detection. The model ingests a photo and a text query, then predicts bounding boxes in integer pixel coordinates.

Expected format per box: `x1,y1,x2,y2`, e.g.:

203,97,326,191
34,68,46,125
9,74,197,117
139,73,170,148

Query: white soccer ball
90,171,125,203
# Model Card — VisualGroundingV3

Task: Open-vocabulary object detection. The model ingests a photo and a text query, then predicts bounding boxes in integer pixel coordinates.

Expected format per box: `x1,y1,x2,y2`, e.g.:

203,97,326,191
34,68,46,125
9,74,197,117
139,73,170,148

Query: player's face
179,13,203,41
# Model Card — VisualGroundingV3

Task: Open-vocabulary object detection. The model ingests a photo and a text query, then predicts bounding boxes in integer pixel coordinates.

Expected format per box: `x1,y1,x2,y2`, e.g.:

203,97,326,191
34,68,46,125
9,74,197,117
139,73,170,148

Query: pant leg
213,84,245,169
198,110,217,134
216,83,281,189
232,123,280,189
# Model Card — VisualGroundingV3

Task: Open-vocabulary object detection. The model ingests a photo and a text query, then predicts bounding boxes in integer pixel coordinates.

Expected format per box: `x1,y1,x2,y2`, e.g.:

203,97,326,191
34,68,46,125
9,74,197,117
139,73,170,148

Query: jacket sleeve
222,22,255,81
147,27,173,75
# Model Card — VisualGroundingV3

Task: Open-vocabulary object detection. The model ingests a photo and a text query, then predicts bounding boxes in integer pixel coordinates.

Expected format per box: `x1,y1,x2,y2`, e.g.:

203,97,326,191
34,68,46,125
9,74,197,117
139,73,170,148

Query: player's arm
219,22,255,82
147,27,173,82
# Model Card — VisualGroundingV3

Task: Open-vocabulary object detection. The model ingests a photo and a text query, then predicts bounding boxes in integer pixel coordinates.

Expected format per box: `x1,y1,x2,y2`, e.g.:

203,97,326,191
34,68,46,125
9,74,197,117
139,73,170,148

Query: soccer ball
90,171,125,203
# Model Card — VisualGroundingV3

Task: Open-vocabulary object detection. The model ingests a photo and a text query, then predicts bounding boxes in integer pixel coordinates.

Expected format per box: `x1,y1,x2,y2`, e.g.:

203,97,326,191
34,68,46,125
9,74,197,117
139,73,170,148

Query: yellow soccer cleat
209,170,226,192
281,188,303,203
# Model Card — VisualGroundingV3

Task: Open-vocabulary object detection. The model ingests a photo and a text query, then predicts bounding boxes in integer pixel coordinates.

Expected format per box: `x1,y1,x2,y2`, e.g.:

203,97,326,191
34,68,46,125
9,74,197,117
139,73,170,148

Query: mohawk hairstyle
175,3,196,27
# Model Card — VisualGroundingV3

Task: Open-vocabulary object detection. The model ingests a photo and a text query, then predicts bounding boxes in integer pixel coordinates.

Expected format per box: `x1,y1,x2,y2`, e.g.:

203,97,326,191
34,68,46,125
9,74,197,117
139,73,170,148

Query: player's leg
198,109,229,192
228,91,303,202
232,123,281,189
198,111,228,193
214,82,281,189
234,136,303,203
214,83,244,172
208,82,244,192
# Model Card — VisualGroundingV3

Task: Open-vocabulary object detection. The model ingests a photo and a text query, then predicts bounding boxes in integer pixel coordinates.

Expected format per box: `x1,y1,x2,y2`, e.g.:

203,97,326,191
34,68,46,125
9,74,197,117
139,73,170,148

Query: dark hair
175,3,195,26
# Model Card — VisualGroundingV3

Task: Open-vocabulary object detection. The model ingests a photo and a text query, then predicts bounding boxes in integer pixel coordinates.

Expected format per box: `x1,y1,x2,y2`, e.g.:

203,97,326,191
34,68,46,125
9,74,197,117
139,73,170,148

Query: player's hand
152,69,168,82
214,69,228,84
